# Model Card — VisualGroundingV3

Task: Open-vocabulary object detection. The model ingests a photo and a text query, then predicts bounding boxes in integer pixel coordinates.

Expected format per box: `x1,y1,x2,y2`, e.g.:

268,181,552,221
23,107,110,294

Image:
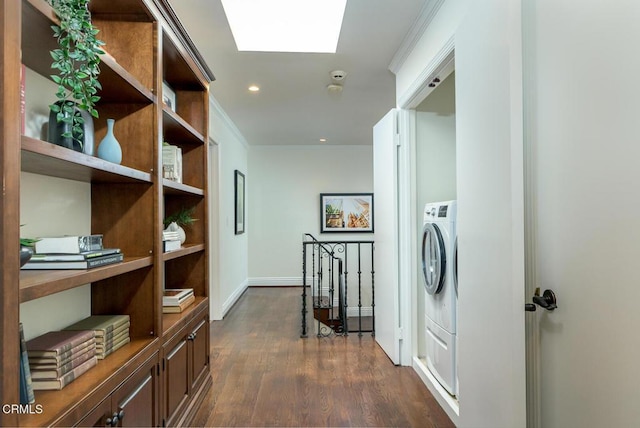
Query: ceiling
168,0,427,146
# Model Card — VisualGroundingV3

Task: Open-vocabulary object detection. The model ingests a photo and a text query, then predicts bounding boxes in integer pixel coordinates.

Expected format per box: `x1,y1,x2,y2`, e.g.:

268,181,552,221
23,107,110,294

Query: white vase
165,221,186,244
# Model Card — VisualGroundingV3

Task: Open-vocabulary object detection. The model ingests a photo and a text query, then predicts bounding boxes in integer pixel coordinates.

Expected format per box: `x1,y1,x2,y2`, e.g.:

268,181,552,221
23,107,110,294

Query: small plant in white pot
164,206,197,244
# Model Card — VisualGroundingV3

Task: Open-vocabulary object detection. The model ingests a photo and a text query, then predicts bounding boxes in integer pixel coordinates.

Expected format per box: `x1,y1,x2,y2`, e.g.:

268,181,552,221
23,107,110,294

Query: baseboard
222,279,248,317
247,277,309,286
412,356,459,425
346,306,373,317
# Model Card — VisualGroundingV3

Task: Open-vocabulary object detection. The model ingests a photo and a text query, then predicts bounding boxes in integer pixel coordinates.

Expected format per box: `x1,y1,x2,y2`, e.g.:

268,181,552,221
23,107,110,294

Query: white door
525,1,640,426
373,109,400,364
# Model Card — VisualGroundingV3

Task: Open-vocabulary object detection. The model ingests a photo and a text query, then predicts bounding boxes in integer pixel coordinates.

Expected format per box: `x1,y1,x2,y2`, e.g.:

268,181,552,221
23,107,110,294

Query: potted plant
164,206,197,244
47,0,105,154
19,229,38,267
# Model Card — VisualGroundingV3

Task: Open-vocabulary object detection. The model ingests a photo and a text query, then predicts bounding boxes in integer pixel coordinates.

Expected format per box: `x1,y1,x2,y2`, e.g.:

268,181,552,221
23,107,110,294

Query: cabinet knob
117,409,125,421
105,413,119,427
187,332,197,341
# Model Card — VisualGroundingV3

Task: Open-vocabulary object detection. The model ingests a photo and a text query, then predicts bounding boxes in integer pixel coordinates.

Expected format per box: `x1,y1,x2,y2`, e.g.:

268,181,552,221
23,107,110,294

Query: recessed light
319,138,327,143
248,85,260,92
221,0,347,53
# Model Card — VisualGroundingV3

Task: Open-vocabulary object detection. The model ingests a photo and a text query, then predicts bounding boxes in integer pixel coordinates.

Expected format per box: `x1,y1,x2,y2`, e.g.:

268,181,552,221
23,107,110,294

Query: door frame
397,42,459,422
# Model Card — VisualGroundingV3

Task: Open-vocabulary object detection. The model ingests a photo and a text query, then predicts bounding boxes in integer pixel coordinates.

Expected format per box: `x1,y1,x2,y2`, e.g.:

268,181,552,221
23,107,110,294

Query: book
29,248,121,262
31,356,97,390
19,323,35,404
34,234,103,254
95,328,129,352
26,330,95,358
21,253,124,270
64,314,130,338
95,321,129,344
162,144,182,183
20,353,29,405
163,288,194,306
99,337,130,359
30,348,96,380
163,240,181,252
28,339,96,365
29,341,96,368
163,294,196,314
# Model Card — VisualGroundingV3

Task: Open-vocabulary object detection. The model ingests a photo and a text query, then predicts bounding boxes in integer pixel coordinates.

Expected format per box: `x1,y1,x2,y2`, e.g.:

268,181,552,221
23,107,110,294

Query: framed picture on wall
235,170,245,235
320,193,374,233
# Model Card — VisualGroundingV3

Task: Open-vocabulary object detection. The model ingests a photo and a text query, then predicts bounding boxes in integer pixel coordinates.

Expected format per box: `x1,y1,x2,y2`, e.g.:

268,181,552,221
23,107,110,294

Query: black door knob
532,289,557,311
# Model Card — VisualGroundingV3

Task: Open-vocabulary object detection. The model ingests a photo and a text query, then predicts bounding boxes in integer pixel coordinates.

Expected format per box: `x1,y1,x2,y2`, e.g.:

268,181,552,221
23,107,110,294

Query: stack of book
64,315,130,359
162,229,181,252
22,234,123,270
163,288,195,313
26,330,97,391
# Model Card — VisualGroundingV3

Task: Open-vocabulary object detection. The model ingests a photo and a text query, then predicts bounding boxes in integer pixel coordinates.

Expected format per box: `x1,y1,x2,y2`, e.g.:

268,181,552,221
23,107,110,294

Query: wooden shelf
162,178,204,196
21,136,152,184
162,296,208,338
97,53,155,104
163,243,205,261
22,0,154,105
19,337,157,427
4,0,211,425
162,106,205,144
20,256,153,302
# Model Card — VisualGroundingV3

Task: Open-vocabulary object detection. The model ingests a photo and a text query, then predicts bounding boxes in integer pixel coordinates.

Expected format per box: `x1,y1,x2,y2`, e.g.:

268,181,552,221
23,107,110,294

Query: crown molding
209,96,250,149
388,0,446,74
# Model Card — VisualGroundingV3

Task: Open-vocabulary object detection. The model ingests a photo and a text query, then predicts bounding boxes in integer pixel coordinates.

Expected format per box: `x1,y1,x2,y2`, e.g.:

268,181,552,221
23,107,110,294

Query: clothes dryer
422,200,457,396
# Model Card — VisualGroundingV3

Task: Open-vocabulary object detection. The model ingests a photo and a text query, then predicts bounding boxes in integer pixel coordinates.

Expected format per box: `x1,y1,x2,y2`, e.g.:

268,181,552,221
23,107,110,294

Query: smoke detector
327,83,343,94
330,70,347,82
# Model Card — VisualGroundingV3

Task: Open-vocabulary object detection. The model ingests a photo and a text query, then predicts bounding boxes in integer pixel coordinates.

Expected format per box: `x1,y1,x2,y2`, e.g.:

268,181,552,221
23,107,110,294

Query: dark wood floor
192,287,454,427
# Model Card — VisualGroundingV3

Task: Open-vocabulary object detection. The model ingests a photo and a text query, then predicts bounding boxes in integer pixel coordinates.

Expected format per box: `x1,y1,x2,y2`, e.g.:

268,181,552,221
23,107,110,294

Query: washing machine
422,200,457,396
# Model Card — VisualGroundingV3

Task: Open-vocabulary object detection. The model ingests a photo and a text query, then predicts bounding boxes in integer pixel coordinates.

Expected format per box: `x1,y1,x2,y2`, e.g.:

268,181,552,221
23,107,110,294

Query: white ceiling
168,0,427,146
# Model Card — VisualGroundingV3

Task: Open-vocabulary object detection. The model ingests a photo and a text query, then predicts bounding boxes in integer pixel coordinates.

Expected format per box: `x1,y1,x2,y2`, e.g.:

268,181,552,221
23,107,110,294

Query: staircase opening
301,234,375,338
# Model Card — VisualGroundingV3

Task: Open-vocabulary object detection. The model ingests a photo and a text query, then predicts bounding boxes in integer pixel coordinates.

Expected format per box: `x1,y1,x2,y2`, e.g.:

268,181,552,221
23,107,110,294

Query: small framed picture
320,193,374,233
235,170,245,235
162,81,176,112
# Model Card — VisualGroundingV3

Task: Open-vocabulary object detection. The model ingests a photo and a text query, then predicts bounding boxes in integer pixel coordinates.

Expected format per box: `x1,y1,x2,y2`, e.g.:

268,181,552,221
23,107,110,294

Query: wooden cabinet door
188,316,209,393
75,397,112,427
163,335,189,426
111,354,159,427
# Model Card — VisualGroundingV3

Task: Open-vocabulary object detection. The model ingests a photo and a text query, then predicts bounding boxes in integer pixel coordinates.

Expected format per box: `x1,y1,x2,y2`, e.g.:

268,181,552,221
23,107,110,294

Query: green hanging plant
48,0,105,147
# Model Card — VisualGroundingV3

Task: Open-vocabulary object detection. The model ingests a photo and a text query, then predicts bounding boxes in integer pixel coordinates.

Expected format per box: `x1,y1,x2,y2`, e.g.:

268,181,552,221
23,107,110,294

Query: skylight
221,0,347,53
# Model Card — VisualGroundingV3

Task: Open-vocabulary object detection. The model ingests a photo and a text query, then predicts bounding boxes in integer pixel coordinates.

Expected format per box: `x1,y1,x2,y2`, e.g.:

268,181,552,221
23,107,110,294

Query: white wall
248,145,373,284
209,97,249,319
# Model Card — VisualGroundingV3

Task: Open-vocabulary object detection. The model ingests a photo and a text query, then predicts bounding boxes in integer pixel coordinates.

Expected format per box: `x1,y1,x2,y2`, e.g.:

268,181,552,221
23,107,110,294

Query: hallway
192,287,454,427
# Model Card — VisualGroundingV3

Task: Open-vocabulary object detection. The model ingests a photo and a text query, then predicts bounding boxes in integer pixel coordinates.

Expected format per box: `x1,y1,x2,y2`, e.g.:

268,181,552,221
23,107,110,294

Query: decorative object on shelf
48,0,105,151
164,221,186,245
19,226,38,267
97,118,122,164
48,101,95,154
162,142,182,183
164,206,197,244
235,170,245,235
320,193,374,233
162,81,176,112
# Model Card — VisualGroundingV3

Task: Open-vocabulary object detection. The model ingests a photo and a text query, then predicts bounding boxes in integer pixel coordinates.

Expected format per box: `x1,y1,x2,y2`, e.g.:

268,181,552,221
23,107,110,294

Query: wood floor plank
192,287,455,427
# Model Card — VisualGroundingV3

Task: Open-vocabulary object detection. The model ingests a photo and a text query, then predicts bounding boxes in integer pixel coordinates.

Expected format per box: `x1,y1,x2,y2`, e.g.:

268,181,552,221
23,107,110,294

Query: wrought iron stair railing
301,234,374,338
